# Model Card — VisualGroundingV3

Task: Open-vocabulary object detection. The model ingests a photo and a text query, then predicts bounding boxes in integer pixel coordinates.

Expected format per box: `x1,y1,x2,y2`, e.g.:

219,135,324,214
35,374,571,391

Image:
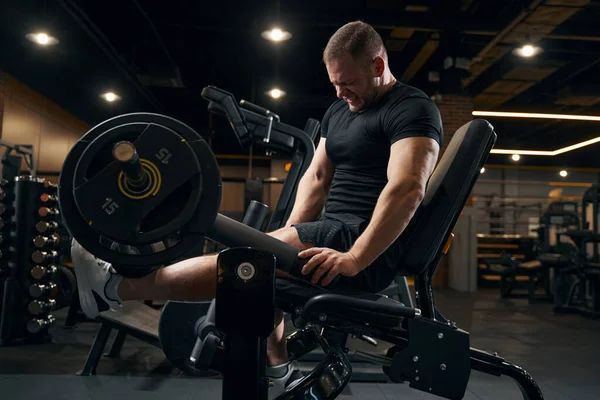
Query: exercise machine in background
551,185,600,318
483,201,580,303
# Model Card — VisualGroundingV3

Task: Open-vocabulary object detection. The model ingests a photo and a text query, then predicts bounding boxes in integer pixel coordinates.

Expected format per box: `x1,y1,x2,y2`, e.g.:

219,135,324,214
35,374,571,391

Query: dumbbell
33,235,58,249
36,221,59,233
29,282,57,298
27,316,56,334
32,250,59,264
28,299,56,315
0,188,5,201
38,207,60,218
0,178,8,187
40,193,58,204
0,219,4,230
31,265,58,280
44,181,58,190
0,204,4,215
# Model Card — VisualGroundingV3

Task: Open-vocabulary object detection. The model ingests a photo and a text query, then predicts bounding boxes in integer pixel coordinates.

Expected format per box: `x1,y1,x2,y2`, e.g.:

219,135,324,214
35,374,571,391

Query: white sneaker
71,239,122,318
267,361,304,399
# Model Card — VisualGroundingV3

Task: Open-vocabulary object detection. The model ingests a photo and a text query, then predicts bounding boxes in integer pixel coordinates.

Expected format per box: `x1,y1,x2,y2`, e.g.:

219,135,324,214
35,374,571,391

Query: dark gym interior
1,1,600,399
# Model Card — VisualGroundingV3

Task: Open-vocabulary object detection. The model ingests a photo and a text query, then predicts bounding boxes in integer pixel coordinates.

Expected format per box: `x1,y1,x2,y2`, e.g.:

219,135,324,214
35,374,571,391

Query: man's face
326,52,377,112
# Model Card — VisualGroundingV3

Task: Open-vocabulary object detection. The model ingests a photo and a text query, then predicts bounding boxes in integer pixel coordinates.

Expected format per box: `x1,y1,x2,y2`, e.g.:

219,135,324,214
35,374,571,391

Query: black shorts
292,216,398,293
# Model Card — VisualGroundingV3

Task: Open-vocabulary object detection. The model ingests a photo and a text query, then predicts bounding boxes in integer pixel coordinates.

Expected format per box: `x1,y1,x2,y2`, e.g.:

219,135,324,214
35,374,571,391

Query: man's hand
298,247,362,286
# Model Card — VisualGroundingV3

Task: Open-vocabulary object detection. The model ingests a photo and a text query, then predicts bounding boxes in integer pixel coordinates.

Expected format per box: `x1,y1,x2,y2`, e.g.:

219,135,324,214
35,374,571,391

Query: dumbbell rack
0,176,62,346
0,178,13,328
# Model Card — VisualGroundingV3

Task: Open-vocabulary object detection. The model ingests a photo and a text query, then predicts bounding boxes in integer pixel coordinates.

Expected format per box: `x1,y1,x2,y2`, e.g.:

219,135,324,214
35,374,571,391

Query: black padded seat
275,278,404,329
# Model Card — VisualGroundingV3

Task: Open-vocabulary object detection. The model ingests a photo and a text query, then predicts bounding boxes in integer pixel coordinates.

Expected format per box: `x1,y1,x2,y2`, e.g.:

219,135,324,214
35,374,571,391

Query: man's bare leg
265,227,313,366
117,227,310,301
117,254,219,302
109,225,311,366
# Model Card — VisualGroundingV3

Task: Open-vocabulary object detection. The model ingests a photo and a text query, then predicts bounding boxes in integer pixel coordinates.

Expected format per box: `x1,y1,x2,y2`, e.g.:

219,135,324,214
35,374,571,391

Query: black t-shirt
321,82,443,227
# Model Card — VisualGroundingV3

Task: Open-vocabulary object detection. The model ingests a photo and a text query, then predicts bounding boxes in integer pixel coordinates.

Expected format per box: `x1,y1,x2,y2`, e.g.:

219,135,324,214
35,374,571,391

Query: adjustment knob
31,265,58,280
28,299,56,315
28,282,57,298
36,221,59,233
26,316,56,334
32,250,59,265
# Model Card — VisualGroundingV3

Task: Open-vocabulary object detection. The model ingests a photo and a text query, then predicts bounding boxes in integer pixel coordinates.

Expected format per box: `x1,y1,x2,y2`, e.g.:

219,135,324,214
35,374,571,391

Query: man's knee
268,226,312,250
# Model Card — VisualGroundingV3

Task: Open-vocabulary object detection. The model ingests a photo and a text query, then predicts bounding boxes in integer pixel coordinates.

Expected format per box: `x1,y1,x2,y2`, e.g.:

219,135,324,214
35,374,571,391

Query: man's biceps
391,137,439,163
388,138,438,181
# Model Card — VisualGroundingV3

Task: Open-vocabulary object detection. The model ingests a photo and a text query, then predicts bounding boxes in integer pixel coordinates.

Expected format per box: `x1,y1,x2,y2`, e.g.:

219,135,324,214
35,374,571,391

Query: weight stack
0,176,61,346
0,178,14,322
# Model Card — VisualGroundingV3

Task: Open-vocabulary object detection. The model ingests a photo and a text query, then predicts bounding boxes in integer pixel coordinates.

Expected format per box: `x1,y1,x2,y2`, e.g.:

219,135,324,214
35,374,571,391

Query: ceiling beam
401,33,440,83
504,55,600,108
538,37,600,54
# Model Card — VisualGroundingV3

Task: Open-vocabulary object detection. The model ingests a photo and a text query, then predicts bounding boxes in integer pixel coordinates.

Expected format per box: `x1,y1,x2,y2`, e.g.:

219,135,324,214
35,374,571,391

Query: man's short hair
323,21,387,65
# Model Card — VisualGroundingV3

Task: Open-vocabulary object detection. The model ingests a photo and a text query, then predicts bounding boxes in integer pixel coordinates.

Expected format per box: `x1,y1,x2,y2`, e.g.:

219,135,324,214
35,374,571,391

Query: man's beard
348,88,378,113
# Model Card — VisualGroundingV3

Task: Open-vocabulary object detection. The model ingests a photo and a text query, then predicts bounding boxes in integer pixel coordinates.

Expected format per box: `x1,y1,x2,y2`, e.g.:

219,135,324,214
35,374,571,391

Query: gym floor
1,288,599,400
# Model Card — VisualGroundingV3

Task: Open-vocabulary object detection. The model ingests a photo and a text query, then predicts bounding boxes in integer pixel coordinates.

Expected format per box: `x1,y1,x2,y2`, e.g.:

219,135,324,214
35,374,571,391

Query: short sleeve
320,103,335,138
383,96,443,147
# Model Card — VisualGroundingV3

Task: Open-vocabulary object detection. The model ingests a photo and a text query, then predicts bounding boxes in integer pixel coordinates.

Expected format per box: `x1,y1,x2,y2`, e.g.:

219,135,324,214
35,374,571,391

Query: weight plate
74,122,203,243
54,265,77,310
58,113,222,272
158,300,216,376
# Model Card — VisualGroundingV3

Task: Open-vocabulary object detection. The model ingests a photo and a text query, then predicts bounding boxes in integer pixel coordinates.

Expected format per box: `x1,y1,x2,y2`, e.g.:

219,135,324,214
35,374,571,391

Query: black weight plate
54,265,77,310
58,113,222,270
158,300,215,376
73,122,202,243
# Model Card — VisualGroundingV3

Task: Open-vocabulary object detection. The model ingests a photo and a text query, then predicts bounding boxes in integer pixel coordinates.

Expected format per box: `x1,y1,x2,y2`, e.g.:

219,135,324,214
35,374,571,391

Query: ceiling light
261,27,292,42
472,110,600,122
26,32,59,46
513,43,542,58
101,92,120,102
553,136,600,155
559,170,568,178
266,88,285,99
480,167,485,174
511,154,521,162
475,110,600,156
492,149,553,156
491,136,600,156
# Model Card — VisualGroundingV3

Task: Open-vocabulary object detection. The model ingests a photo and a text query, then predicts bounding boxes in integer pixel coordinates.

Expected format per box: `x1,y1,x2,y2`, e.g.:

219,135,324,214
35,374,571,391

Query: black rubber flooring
1,288,599,399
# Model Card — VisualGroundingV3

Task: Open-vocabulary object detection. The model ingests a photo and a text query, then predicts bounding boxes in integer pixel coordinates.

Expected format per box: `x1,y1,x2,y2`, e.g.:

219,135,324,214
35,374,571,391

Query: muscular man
71,20,442,392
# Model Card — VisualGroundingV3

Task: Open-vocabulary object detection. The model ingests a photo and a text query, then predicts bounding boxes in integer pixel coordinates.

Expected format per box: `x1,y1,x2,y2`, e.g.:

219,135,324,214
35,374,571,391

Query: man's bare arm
348,137,439,270
285,139,335,227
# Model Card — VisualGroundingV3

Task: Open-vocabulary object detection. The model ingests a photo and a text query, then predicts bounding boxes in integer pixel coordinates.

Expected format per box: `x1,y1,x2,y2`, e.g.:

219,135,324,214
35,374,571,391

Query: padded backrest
397,119,497,275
